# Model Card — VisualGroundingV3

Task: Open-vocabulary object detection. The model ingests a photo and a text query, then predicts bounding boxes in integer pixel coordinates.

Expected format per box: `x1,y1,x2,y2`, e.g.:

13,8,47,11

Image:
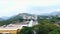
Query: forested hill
0,13,36,26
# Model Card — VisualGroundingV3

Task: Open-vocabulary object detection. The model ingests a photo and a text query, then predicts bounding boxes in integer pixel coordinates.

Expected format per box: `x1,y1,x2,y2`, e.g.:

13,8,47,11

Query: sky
0,0,60,17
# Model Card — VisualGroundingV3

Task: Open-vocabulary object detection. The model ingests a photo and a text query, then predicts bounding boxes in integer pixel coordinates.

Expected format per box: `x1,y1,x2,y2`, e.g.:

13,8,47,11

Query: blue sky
0,0,60,17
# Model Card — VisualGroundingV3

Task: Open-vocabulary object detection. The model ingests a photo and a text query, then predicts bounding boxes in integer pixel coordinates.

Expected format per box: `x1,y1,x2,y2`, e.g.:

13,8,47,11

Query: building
0,28,19,34
0,24,22,34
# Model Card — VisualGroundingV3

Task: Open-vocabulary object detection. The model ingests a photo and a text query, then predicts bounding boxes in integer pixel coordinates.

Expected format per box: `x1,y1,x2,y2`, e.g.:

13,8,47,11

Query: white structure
22,15,37,20
28,20,33,27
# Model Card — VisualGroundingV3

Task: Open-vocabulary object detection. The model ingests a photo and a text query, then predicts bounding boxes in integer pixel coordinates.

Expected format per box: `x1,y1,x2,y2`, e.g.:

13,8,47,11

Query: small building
0,24,22,34
0,28,19,34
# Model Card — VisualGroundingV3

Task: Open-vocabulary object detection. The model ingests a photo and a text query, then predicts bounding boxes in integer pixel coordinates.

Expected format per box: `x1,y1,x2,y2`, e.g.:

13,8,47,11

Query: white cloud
0,0,60,17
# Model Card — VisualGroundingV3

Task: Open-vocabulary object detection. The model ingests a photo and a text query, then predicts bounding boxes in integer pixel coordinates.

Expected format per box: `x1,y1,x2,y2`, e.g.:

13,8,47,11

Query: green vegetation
48,29,60,34
0,14,60,34
18,16,60,34
0,15,23,26
18,27,33,34
18,22,60,34
0,13,35,26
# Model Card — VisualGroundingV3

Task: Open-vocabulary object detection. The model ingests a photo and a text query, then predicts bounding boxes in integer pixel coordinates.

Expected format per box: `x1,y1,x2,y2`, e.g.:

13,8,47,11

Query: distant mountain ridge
3,13,37,24
0,13,35,26
0,11,60,21
50,11,60,15
0,18,4,21
0,12,60,26
40,11,60,16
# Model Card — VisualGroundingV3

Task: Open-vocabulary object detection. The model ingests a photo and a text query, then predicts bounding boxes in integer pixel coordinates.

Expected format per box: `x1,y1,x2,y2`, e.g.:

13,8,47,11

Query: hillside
0,13,36,26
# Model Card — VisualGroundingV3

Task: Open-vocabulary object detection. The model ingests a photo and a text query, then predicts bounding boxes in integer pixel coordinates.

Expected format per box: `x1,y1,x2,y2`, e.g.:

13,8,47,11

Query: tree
48,29,60,34
18,27,34,34
33,22,60,34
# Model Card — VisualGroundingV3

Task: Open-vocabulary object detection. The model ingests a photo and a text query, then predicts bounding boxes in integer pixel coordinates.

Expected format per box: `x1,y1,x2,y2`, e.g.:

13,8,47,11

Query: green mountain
0,13,35,26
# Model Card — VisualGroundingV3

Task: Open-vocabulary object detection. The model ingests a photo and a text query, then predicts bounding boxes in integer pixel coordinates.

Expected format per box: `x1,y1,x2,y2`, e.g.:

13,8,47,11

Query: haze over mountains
39,11,60,16
0,16,11,21
0,18,4,21
0,11,60,26
0,11,60,21
0,13,36,21
50,11,60,15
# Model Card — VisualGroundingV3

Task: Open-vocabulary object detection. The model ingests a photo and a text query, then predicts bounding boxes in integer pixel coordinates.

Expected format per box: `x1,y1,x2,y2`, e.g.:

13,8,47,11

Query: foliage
33,22,60,34
18,22,60,34
0,16,23,26
18,27,34,34
0,15,60,34
48,29,60,34
18,16,60,34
